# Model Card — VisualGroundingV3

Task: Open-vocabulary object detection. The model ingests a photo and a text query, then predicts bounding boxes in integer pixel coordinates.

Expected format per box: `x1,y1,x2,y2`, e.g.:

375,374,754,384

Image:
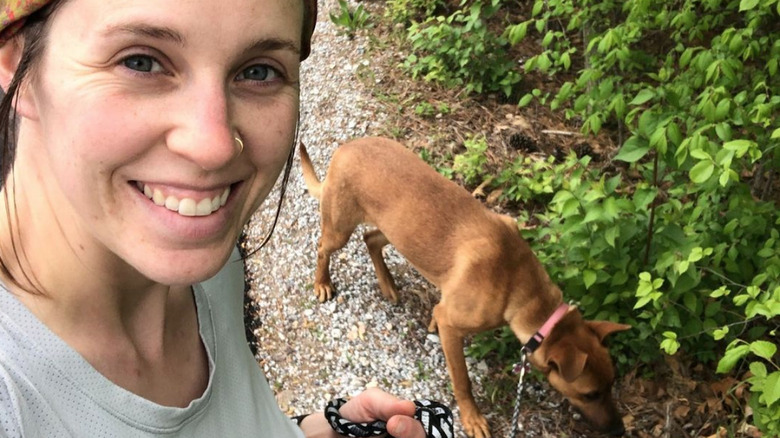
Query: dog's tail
298,142,323,201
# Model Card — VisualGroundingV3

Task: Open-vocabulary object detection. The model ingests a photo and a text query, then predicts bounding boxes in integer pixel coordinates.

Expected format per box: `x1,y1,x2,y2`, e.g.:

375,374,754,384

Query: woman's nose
166,83,241,171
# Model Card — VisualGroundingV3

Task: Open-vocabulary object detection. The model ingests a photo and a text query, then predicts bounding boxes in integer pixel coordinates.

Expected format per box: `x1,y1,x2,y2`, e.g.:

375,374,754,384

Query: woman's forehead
57,0,304,35
46,0,305,56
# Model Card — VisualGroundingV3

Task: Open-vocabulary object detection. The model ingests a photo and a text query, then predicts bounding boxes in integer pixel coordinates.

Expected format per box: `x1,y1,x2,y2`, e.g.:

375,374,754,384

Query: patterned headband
0,0,318,60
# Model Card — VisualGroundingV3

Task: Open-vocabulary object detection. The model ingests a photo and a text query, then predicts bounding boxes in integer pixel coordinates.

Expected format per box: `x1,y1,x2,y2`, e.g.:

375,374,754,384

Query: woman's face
17,0,302,285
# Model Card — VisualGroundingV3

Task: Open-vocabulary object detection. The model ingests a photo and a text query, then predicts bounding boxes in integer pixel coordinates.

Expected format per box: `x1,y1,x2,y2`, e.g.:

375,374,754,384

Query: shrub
501,0,780,432
385,0,443,25
402,0,521,96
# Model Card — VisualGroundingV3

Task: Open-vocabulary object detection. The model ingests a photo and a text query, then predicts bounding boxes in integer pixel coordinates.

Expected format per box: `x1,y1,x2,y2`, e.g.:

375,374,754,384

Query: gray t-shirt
0,250,303,437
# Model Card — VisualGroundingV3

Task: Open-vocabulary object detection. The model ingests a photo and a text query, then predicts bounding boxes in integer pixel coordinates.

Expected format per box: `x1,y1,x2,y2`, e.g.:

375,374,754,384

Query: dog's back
319,137,515,284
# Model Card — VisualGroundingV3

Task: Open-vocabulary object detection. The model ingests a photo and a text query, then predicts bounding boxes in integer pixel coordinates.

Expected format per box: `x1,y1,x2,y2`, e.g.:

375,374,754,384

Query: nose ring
234,136,244,155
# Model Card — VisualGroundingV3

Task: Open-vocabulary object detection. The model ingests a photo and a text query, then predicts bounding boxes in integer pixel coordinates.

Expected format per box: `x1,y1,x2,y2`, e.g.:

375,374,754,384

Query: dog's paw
314,283,334,302
462,412,491,438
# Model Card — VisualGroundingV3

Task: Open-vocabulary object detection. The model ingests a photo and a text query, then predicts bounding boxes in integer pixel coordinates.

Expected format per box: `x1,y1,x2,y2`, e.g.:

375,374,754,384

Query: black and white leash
509,349,530,438
325,398,454,438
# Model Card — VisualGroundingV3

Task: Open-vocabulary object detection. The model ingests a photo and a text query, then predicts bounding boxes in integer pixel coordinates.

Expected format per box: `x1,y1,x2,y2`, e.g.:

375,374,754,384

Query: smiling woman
0,1,429,437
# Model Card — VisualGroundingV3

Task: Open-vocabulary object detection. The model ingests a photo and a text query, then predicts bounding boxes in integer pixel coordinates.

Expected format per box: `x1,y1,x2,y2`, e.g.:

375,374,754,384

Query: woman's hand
299,388,426,438
338,388,426,438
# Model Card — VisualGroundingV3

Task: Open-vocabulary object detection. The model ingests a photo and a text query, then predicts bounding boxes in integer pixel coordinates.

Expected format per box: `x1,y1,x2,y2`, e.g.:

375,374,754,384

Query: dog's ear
546,342,588,382
586,321,631,342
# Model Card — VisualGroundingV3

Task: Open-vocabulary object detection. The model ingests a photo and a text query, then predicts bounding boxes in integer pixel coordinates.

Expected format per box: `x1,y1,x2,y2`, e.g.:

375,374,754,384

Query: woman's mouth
136,182,231,217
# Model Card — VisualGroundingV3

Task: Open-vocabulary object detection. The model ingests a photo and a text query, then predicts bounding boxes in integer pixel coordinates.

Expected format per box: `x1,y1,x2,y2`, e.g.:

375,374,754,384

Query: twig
541,129,578,136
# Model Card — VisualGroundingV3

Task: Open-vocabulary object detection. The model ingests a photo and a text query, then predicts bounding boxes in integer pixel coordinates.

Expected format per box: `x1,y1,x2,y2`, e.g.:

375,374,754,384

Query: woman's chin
131,247,236,287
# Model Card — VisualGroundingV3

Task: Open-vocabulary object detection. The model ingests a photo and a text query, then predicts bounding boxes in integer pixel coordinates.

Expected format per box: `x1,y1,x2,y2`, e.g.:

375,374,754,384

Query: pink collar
522,303,569,353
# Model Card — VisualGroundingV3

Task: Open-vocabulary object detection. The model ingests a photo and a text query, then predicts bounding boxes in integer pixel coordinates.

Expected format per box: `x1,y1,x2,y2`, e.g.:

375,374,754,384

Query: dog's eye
583,391,601,401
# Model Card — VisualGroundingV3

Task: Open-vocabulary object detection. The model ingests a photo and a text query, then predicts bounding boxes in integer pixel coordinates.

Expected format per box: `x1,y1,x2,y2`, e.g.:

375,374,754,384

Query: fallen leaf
674,404,690,419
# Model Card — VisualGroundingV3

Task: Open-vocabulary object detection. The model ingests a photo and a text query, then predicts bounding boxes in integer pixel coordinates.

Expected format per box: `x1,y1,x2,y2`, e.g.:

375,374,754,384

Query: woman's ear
0,37,38,120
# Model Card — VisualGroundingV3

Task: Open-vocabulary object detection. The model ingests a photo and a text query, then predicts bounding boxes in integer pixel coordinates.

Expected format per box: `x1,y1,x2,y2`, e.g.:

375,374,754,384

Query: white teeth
152,189,165,206
165,196,180,211
142,184,231,217
176,198,195,216
195,198,212,216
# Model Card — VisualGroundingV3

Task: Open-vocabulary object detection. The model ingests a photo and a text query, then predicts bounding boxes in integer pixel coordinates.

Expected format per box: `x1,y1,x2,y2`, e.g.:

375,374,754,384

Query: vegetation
333,0,779,433
329,0,372,38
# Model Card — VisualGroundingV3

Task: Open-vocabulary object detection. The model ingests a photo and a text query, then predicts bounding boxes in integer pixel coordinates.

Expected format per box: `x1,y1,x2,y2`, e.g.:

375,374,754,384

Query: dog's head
532,310,630,436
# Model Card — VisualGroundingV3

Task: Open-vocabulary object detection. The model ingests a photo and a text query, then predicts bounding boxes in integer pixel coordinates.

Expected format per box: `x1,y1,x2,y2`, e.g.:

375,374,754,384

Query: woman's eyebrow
100,23,185,46
99,23,299,57
242,37,301,57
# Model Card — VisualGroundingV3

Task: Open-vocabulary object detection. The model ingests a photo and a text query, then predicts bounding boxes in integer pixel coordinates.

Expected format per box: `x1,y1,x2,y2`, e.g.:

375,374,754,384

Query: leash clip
511,361,530,375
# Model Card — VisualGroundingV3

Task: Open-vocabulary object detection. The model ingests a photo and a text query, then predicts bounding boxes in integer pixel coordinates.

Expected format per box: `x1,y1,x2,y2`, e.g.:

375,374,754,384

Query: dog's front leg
435,309,491,438
363,229,399,303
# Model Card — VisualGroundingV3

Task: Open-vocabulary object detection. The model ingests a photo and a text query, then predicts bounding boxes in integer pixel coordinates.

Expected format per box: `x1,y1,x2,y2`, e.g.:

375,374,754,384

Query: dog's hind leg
363,229,399,303
314,220,354,302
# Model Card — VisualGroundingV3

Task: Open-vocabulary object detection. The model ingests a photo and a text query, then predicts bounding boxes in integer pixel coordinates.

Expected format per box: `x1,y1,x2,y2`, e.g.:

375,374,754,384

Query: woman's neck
0,172,208,407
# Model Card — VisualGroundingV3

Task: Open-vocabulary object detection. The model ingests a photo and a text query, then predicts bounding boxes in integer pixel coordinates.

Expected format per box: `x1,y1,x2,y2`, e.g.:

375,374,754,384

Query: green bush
493,0,780,433
453,135,489,185
402,0,521,96
385,0,443,25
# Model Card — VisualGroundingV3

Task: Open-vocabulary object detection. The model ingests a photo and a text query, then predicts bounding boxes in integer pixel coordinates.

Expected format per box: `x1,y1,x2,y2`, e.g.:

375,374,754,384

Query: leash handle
325,398,454,438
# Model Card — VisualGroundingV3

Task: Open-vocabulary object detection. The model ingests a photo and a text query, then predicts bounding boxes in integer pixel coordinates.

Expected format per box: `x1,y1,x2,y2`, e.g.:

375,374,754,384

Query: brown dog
300,137,630,437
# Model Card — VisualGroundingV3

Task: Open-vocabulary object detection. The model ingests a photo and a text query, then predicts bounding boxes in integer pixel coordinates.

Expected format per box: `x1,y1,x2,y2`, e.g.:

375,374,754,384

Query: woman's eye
122,55,163,73
237,64,281,82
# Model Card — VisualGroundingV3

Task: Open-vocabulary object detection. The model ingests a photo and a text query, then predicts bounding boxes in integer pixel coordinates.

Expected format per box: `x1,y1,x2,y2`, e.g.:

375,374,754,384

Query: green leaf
661,336,680,355
630,89,655,106
690,161,715,183
739,0,759,11
531,0,544,16
667,122,683,146
771,128,780,139
615,136,650,163
605,226,618,247
750,341,778,360
724,139,755,158
717,344,750,373
560,198,580,218
634,295,652,310
518,94,534,107
715,123,732,141
749,361,767,378
583,270,597,289
761,371,780,406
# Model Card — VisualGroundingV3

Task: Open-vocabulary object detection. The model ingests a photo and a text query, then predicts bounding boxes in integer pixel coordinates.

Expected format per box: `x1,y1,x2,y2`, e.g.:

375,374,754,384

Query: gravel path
241,2,516,436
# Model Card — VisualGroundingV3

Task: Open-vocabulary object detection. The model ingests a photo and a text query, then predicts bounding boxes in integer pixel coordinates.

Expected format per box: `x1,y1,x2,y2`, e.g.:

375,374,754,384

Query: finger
386,414,426,438
341,388,415,421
